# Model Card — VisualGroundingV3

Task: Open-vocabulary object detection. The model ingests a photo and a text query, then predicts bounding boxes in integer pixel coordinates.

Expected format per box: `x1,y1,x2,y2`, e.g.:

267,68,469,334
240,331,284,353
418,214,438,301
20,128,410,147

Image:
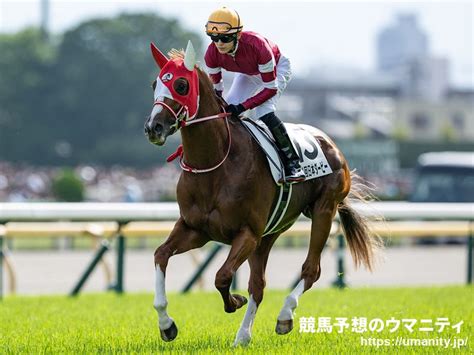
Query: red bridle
153,99,232,173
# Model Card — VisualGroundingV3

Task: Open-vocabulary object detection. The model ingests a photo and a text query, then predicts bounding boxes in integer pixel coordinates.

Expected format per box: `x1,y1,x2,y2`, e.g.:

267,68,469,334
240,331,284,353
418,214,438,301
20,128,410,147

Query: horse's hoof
224,294,248,313
233,332,251,347
160,321,178,342
233,294,248,309
275,319,293,335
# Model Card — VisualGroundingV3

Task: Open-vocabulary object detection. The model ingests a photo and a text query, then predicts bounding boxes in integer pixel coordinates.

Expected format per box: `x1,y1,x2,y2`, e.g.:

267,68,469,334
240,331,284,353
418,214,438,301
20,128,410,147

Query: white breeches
225,55,292,119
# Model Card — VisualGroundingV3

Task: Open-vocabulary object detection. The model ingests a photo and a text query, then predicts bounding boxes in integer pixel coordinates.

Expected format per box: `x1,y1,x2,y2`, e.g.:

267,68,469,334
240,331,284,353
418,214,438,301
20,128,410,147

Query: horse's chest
181,202,237,244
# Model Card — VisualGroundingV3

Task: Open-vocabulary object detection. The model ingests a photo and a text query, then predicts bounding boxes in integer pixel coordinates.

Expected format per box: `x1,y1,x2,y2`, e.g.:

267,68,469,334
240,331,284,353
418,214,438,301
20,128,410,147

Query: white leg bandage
153,267,174,330
277,279,305,321
234,295,258,347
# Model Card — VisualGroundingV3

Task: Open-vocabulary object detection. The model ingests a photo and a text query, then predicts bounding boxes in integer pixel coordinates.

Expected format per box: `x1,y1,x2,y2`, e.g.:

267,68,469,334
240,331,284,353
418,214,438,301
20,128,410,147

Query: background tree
0,13,203,166
0,28,56,163
51,169,84,202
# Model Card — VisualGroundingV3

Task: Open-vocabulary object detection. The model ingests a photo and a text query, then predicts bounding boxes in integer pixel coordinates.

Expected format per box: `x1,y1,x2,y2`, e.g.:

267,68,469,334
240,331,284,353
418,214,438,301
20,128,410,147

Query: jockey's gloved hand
226,104,245,118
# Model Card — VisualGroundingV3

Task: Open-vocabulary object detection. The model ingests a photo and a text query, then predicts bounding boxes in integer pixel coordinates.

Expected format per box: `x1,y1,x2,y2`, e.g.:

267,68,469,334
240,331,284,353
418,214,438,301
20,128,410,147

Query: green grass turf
0,286,472,354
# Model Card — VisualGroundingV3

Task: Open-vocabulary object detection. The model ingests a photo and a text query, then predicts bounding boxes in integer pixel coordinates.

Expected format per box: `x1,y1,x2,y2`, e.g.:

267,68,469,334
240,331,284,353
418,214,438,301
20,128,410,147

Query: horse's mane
167,48,218,107
168,48,185,60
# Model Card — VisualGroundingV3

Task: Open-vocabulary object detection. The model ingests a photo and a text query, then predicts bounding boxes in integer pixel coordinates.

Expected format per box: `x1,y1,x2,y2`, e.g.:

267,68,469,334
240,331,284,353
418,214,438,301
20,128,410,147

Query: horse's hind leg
234,233,280,346
276,198,338,335
154,217,209,341
215,226,257,314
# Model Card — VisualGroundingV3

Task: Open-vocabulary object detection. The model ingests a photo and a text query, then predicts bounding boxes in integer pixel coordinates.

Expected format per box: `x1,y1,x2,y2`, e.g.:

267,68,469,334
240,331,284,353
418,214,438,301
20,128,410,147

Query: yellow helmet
205,7,243,35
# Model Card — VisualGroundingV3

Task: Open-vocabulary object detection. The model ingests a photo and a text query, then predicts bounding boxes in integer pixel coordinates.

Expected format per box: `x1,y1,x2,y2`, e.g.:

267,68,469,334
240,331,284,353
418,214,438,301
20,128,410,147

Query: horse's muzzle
144,122,166,146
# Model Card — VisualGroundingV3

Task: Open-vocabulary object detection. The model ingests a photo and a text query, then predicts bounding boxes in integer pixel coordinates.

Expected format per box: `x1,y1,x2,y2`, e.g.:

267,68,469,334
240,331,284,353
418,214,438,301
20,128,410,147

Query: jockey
204,6,305,183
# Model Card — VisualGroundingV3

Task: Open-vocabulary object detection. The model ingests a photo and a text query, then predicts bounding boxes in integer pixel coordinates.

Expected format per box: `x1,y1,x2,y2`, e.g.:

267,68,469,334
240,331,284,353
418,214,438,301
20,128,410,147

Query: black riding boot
260,112,306,183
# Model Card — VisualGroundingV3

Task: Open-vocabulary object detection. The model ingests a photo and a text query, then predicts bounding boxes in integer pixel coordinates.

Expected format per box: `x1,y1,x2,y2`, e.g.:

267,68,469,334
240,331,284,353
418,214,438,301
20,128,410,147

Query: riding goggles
208,34,236,43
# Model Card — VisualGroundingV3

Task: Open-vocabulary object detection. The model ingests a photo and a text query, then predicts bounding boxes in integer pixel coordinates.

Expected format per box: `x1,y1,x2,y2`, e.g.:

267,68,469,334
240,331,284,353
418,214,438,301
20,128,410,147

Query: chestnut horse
144,41,379,346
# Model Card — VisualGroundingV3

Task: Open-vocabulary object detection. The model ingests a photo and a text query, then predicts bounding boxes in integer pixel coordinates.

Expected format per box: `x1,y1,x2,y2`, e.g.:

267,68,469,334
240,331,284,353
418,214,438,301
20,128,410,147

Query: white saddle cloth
241,119,333,185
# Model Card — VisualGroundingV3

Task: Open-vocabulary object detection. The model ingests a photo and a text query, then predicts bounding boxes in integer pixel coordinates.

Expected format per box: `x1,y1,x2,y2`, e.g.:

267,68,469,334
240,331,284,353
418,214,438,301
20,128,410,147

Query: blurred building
279,13,473,145
377,13,429,72
376,13,449,102
286,71,398,138
394,97,474,141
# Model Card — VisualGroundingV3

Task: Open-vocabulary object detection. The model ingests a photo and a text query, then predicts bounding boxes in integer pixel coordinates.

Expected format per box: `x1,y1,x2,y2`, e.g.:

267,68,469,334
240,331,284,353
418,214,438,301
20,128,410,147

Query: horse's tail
337,171,383,272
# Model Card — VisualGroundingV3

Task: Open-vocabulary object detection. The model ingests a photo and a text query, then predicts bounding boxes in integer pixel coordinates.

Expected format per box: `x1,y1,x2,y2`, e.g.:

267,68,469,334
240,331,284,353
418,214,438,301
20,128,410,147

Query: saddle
240,118,332,185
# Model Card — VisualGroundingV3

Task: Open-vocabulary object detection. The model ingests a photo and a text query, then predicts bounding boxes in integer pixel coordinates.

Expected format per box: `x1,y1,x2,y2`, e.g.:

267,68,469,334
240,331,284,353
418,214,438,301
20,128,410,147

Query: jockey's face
212,32,240,54
214,39,234,54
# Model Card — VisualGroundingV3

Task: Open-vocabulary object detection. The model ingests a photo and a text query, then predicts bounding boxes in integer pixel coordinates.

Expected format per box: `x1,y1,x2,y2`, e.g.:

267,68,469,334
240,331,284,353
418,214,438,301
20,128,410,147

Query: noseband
153,99,232,173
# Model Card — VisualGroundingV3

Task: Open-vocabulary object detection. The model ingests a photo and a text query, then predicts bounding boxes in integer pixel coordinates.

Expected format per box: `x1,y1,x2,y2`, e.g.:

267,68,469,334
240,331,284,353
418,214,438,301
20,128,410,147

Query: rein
155,100,232,174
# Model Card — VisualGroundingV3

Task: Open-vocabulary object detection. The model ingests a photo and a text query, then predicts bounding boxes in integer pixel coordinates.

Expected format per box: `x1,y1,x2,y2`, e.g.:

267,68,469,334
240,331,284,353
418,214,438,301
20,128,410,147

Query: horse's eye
151,80,157,91
173,78,189,96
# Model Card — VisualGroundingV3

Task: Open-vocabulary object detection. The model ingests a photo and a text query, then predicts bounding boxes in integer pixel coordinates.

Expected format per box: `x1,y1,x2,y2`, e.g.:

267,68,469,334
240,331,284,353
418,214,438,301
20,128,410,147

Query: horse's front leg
276,201,337,335
215,226,257,313
233,232,280,347
154,217,209,342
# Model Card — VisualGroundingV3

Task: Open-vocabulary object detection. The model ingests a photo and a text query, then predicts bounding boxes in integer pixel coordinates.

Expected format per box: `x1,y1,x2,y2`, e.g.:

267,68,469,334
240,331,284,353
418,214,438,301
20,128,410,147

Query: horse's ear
150,42,169,69
183,40,196,71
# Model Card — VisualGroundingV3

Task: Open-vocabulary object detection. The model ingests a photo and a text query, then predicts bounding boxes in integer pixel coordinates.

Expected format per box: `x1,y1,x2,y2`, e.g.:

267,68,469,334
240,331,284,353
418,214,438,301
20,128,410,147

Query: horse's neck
180,103,228,168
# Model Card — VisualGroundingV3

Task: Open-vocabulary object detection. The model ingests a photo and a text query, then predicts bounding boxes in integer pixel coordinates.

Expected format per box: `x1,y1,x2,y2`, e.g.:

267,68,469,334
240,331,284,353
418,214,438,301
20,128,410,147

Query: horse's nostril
154,124,163,136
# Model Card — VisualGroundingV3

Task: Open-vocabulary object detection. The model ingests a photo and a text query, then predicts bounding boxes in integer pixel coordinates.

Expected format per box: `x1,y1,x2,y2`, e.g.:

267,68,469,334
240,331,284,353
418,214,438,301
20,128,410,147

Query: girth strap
263,183,293,236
